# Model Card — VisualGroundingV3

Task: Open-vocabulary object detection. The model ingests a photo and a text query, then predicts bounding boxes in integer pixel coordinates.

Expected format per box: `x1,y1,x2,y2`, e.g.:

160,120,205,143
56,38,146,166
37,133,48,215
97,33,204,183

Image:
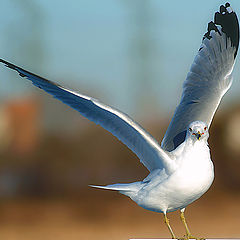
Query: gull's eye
204,126,207,131
189,127,192,132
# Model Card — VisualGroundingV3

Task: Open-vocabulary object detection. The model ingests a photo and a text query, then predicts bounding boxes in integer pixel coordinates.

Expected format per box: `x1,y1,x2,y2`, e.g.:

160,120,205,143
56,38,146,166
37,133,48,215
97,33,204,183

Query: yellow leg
180,209,205,240
180,209,194,238
164,213,176,239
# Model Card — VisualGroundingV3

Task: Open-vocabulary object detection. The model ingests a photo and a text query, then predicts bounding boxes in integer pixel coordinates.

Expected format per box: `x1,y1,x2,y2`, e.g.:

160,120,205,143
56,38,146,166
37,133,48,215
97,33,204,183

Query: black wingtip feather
203,3,239,58
0,58,61,88
0,58,20,73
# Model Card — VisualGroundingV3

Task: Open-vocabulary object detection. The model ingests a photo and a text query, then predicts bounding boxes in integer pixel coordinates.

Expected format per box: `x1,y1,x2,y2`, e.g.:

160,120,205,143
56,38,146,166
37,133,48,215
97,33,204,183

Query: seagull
0,2,239,239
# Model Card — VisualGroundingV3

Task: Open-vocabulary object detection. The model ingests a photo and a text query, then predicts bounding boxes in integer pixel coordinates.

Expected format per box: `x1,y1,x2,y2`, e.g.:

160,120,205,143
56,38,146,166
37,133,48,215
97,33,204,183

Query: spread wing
161,3,239,151
0,59,174,172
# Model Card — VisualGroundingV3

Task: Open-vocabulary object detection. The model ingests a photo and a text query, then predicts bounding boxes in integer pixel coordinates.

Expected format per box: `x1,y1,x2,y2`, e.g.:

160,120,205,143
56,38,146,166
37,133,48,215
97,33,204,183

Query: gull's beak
196,131,201,140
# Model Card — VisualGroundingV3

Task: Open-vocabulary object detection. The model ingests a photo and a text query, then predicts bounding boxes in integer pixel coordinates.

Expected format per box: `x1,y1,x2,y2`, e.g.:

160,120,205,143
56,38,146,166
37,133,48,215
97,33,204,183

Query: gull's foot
178,234,205,240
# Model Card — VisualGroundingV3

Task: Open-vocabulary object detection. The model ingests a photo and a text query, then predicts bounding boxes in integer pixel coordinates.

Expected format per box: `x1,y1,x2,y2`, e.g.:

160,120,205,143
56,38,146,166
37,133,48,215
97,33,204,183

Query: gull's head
187,121,209,142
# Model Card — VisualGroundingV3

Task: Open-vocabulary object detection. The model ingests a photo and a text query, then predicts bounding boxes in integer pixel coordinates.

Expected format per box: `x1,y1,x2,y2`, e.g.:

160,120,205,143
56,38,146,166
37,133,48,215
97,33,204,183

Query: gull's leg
180,208,196,239
164,213,176,239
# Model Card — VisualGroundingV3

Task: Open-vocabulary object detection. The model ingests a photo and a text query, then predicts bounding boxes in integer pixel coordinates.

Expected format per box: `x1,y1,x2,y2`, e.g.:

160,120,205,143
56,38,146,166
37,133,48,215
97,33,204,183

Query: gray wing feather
162,4,239,151
0,59,173,172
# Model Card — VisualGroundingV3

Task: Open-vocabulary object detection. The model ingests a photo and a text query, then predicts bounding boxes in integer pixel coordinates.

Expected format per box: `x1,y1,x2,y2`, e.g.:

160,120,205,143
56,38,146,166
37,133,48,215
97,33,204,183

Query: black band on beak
196,133,201,140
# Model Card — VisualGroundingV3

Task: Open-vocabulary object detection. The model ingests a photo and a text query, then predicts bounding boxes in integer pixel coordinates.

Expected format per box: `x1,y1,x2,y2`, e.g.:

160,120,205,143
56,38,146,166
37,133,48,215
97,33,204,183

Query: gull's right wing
0,59,175,173
161,3,239,151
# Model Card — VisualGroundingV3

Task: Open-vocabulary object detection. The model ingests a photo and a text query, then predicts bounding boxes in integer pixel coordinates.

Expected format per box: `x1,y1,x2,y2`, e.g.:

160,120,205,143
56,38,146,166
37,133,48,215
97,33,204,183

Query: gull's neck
171,135,209,160
184,137,208,150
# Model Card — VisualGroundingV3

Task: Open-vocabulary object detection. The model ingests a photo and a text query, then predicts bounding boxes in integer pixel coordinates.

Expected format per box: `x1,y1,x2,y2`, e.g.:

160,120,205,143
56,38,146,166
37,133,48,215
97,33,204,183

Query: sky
0,0,240,120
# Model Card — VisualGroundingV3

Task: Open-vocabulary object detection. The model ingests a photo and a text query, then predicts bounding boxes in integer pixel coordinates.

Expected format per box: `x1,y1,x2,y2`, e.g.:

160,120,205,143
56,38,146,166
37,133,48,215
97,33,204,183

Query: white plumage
92,121,214,214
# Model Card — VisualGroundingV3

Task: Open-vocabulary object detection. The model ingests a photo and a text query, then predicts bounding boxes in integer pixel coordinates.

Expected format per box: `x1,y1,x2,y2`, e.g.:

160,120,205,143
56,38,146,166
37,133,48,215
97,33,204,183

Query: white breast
166,140,214,211
134,140,214,213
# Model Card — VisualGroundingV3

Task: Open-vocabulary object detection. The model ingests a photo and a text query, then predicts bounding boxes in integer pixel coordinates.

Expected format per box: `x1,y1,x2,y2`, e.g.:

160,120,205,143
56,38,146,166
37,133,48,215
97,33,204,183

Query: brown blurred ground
0,96,239,239
0,190,239,239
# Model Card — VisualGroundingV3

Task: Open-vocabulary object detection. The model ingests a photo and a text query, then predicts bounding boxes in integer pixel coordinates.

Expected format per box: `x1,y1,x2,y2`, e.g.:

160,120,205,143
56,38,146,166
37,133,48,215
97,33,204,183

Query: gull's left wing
0,59,175,173
161,3,239,152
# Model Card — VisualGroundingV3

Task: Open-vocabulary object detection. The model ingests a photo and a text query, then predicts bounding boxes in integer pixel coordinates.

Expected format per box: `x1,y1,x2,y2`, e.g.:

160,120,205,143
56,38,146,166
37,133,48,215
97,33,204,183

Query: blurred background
0,0,239,239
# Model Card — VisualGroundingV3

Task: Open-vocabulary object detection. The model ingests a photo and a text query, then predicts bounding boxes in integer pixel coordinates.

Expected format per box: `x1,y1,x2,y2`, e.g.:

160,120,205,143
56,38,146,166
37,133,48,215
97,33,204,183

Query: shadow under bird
0,2,239,239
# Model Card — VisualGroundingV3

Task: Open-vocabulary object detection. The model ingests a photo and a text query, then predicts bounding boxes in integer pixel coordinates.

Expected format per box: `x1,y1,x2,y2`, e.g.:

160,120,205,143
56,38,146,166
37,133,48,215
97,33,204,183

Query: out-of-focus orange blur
0,95,239,240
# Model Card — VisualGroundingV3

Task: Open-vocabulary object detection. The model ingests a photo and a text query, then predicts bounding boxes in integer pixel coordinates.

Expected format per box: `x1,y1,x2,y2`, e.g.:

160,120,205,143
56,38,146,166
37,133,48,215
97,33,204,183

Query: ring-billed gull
0,2,239,239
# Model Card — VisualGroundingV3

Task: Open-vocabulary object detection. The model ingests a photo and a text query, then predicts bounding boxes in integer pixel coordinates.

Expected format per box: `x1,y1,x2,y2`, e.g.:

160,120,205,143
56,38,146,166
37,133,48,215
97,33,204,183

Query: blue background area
0,0,239,119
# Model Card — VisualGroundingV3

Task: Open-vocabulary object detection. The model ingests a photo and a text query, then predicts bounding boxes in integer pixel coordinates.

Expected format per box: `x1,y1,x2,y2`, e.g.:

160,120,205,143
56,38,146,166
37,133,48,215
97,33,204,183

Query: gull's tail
89,182,142,199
